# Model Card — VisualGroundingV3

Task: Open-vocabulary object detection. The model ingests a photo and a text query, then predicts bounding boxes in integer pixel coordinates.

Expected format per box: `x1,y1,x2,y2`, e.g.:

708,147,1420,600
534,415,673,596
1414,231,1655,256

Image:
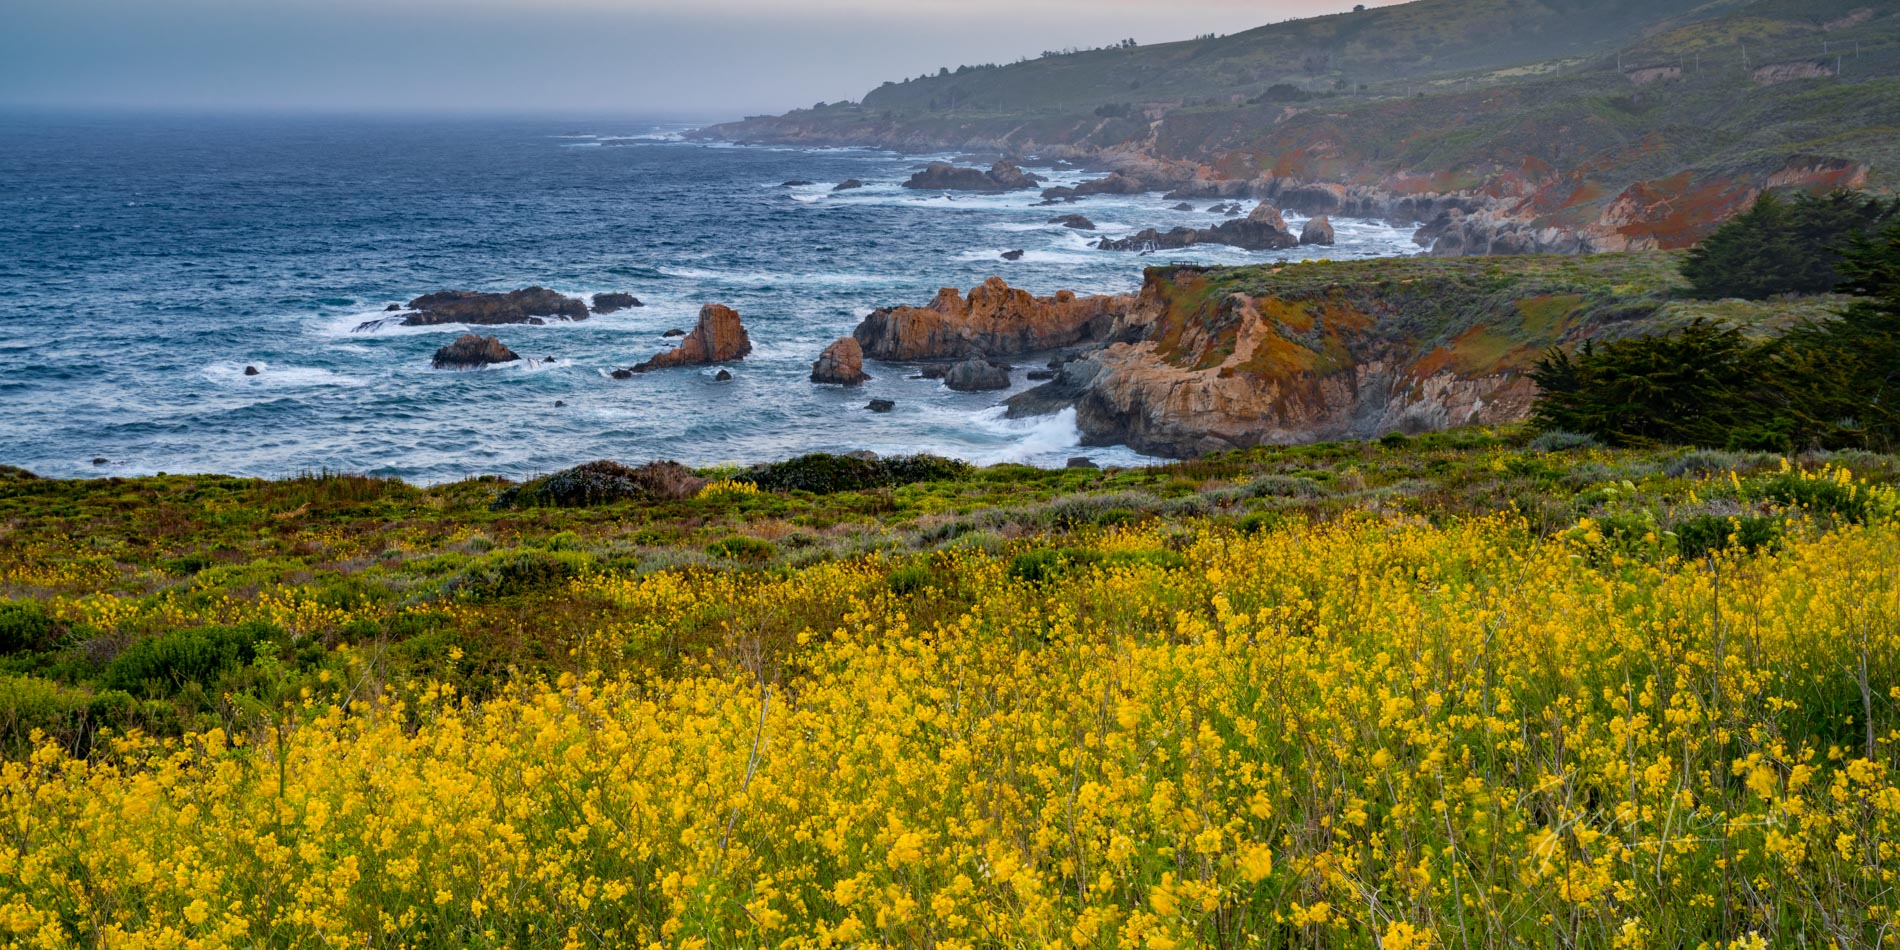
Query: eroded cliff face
1010,261,1674,457
853,276,1141,362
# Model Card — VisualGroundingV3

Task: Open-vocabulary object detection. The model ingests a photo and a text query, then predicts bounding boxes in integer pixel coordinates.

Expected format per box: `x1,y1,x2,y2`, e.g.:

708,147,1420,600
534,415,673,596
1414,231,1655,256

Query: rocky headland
997,253,1798,457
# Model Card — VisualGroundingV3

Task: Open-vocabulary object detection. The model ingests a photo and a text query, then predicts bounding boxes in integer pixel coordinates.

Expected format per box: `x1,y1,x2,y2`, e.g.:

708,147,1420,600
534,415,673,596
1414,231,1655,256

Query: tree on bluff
1681,191,1897,300
1539,214,1900,451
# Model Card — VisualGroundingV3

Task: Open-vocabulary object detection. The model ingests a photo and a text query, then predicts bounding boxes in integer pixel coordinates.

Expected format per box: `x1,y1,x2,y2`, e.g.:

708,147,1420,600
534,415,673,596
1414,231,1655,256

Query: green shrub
1238,511,1287,536
1007,548,1103,584
103,622,286,699
1673,514,1783,560
498,460,705,509
0,601,59,654
1753,471,1882,523
452,548,595,599
887,564,935,596
706,536,778,563
740,454,972,494
0,674,94,755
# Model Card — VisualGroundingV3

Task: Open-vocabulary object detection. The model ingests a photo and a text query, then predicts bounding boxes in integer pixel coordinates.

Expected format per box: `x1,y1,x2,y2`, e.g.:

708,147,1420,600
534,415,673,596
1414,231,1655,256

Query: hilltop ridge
701,0,1900,253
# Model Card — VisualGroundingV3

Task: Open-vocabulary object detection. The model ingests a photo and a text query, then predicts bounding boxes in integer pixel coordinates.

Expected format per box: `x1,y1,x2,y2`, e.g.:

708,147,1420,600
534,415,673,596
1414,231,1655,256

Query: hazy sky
0,0,1402,118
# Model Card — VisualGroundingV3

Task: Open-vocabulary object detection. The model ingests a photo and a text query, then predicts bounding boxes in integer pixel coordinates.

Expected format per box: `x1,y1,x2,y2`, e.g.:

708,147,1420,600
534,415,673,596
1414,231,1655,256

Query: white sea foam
201,362,367,388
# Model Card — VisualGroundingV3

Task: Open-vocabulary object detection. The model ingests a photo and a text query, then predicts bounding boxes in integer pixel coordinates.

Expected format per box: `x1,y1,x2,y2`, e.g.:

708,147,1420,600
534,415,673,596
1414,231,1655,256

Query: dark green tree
1776,219,1900,449
1530,320,1786,449
1681,191,1896,300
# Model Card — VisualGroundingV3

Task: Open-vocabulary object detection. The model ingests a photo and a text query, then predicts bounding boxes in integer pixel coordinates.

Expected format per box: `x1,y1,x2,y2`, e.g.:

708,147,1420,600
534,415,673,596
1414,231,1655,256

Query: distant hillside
701,0,1900,254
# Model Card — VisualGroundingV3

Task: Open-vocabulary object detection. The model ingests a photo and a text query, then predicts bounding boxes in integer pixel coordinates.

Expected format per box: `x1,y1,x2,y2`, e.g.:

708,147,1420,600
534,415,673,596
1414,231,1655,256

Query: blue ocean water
0,113,1421,483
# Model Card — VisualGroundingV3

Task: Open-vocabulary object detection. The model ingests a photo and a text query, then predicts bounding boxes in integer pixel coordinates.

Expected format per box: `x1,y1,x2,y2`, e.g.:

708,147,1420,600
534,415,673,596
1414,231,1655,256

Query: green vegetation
1534,216,1900,450
1682,191,1899,299
3,430,1895,757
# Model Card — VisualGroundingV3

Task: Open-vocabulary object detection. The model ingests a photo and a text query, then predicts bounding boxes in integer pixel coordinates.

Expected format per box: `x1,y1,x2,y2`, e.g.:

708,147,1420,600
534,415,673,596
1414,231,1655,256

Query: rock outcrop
811,337,871,386
1001,250,1026,261
833,179,866,191
904,161,1040,192
1003,257,1685,457
944,360,1011,392
1041,173,1148,203
1097,203,1300,252
433,334,521,369
614,304,751,377
1300,216,1336,246
387,288,590,329
1050,214,1096,230
852,276,1139,362
592,293,644,314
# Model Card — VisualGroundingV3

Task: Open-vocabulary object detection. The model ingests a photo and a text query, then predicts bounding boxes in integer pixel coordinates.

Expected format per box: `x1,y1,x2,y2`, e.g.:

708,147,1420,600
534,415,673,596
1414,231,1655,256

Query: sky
0,0,1404,119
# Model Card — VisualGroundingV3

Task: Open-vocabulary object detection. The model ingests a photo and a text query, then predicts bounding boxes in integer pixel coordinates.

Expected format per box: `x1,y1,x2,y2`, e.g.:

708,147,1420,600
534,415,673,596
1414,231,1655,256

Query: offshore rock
1098,203,1299,252
904,161,1039,192
615,304,751,376
1050,214,1096,230
432,334,521,369
811,337,871,386
592,293,644,314
853,276,1138,362
1300,216,1336,246
944,359,1011,392
392,288,589,328
833,179,866,191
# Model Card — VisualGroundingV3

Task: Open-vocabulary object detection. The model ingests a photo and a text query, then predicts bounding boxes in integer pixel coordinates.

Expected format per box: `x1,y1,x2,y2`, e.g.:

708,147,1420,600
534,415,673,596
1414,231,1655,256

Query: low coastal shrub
738,453,972,494
705,536,778,563
496,460,705,509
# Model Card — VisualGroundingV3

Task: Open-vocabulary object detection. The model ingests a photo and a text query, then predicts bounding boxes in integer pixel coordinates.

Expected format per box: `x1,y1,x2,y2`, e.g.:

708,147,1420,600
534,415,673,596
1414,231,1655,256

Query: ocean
0,113,1422,483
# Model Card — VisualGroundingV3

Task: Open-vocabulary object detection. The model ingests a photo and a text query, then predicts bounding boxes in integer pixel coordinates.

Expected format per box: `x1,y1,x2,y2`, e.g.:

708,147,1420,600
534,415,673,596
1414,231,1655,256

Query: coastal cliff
1005,254,1823,457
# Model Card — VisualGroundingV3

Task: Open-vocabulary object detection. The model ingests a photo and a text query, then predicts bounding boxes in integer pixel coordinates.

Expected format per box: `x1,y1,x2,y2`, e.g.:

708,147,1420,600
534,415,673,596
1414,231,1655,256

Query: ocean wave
201,362,368,389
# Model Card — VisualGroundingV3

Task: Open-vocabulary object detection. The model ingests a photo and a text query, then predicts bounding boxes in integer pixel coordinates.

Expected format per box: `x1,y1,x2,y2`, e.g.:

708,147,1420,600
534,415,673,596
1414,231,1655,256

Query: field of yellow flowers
0,445,1897,948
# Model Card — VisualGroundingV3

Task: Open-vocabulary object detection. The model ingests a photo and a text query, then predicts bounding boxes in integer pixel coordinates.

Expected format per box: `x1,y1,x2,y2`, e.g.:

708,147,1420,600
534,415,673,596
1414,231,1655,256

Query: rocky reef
852,277,1140,362
432,334,520,370
591,293,643,314
614,304,751,377
1097,203,1300,253
903,161,1040,192
381,288,590,329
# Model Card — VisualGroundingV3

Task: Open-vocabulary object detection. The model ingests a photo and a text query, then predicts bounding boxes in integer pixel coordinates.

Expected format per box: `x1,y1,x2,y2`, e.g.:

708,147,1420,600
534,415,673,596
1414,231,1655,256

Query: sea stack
811,337,871,386
615,304,751,376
